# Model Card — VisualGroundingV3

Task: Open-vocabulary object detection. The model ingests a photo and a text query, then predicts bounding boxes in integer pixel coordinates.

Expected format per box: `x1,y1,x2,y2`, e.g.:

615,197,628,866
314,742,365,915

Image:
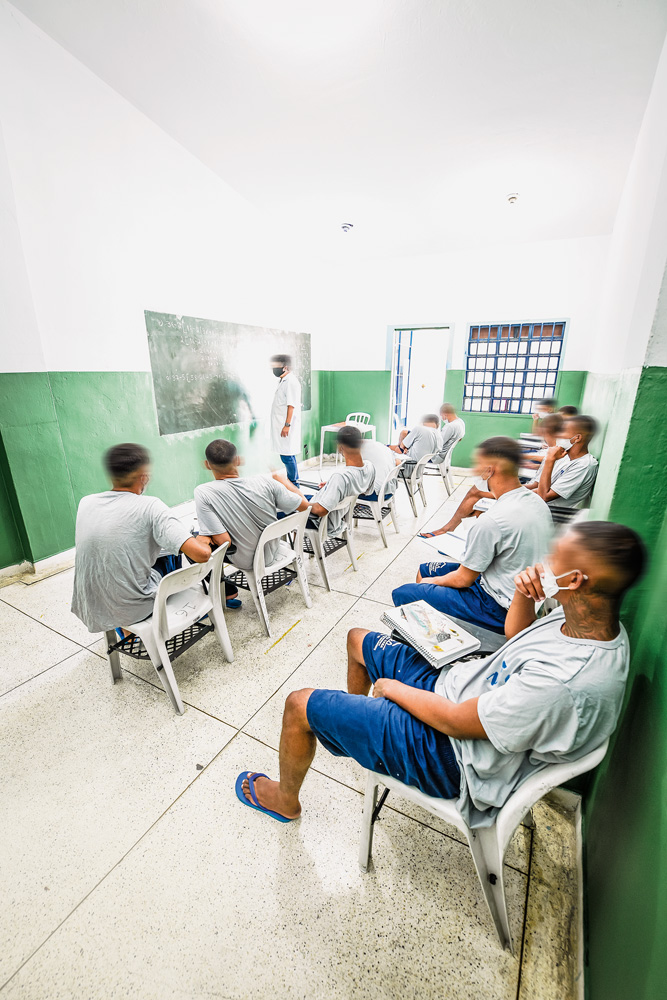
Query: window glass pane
518,342,528,354
542,323,553,338
485,358,496,370
473,372,485,383
554,324,564,338
508,342,518,354
539,342,551,354
521,400,534,413
537,358,549,370
469,343,477,356
481,399,491,411
500,326,510,339
527,358,538,370
485,342,498,355
546,372,557,386
525,372,536,385
521,325,531,338
548,356,559,369
496,357,506,370
498,342,508,354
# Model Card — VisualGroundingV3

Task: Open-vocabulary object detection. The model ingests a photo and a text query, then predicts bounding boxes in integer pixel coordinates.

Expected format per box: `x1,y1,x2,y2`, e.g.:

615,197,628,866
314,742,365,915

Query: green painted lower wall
443,368,587,466
0,368,391,567
583,365,667,1000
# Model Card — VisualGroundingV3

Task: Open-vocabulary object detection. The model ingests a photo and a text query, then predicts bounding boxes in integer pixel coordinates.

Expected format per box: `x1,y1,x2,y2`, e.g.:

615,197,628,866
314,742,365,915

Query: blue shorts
392,561,506,634
358,491,394,503
306,632,460,799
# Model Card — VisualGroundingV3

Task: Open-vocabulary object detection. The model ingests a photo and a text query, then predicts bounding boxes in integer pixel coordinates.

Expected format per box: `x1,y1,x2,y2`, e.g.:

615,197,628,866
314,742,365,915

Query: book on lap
381,600,480,667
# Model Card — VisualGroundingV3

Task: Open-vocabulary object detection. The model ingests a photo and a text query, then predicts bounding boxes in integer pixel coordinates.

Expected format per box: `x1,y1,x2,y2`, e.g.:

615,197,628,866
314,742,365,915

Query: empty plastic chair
225,508,312,638
353,464,402,547
345,412,371,427
105,542,233,716
358,738,609,953
304,494,359,590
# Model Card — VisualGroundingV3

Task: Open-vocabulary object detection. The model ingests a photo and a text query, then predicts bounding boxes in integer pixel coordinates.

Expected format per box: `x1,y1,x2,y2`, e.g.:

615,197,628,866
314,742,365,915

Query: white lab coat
271,371,302,456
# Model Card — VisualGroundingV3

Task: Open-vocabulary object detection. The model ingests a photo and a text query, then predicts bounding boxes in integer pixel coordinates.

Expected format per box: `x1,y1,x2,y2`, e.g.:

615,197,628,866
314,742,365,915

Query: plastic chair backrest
316,493,358,543
378,463,402,501
494,737,609,857
206,541,231,623
411,451,437,485
253,508,309,580
153,547,221,637
346,412,371,426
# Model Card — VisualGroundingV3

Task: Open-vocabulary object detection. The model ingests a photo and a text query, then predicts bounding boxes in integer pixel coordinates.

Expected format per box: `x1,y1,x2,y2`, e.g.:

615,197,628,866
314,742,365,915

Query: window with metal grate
462,321,565,414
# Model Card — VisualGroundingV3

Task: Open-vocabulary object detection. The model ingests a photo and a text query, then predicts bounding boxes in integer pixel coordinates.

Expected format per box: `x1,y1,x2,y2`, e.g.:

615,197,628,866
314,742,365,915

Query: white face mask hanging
557,438,573,451
539,562,587,599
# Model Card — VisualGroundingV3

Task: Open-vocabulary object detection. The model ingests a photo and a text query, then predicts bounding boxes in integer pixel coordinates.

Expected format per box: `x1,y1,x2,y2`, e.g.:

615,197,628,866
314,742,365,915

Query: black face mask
272,367,284,378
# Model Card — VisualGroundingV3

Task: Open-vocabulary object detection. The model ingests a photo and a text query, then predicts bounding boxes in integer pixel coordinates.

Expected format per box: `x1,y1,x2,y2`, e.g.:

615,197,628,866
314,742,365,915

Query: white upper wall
315,236,609,372
0,3,331,374
592,33,667,374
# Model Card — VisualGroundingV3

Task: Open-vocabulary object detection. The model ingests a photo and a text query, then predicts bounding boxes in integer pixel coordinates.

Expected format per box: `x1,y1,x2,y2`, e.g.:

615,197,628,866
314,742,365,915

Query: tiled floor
0,469,580,999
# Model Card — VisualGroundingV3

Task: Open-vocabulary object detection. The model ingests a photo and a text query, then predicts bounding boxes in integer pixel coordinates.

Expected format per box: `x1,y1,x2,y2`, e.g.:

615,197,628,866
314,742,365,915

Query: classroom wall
581,33,667,1000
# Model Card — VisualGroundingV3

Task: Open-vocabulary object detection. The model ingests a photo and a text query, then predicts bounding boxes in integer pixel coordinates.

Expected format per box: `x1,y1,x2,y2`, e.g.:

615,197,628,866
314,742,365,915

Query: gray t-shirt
403,425,441,464
71,492,190,632
434,607,629,827
434,418,465,463
194,475,301,571
529,453,598,507
361,440,398,495
311,462,374,536
461,487,553,609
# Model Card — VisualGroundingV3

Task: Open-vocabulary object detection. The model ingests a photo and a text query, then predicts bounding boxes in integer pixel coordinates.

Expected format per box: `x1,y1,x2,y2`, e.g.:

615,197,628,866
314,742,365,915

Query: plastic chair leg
359,773,380,872
390,499,400,534
247,574,271,637
312,536,331,591
105,629,122,683
377,513,388,548
466,826,513,952
346,529,358,572
154,637,185,716
209,605,234,663
403,478,418,517
293,553,313,609
418,480,427,508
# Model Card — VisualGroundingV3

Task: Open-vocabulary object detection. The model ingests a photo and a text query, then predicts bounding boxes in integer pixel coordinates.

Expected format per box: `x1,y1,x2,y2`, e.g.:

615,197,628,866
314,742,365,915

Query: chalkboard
145,311,311,436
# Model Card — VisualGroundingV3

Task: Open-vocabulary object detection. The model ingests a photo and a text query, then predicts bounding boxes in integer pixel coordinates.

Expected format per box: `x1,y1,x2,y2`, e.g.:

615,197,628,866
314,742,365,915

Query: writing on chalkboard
145,311,311,437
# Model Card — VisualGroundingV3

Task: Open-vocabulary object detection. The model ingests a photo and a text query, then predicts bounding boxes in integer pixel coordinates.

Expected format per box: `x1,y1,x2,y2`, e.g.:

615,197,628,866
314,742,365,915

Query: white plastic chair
224,509,312,638
345,412,371,427
305,494,359,591
353,464,402,547
358,738,609,953
105,543,233,716
399,451,437,516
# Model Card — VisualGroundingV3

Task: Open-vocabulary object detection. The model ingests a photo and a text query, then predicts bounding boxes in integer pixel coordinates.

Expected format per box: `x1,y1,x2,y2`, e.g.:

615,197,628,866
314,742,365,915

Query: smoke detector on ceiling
341,222,354,232
506,193,519,205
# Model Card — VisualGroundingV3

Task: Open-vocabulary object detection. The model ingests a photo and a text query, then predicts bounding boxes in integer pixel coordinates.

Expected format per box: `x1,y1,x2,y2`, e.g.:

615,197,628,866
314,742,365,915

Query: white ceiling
9,0,667,258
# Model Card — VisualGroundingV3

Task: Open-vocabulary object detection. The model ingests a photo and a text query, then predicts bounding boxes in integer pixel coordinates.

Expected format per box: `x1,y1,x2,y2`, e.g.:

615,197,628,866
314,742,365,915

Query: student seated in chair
72,443,213,634
390,414,441,474
281,425,374,537
194,438,309,574
435,402,466,464
530,396,558,434
359,438,401,499
405,437,553,632
520,413,564,474
558,404,579,418
525,414,599,508
236,521,645,826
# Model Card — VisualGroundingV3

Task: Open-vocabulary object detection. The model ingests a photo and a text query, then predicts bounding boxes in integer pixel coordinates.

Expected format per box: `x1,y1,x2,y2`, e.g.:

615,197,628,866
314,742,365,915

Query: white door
391,327,449,438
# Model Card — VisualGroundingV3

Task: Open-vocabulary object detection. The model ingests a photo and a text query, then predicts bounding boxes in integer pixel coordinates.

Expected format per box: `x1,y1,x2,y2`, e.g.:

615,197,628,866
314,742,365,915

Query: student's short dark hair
104,443,150,482
537,397,558,408
337,424,363,449
572,521,647,598
541,413,564,434
566,414,598,438
270,354,292,369
558,405,579,416
440,402,456,416
422,413,440,426
477,436,521,469
205,439,238,467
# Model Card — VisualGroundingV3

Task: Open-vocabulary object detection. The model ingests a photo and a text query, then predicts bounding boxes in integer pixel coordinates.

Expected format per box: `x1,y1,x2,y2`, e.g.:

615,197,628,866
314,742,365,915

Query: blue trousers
392,560,506,634
280,454,299,487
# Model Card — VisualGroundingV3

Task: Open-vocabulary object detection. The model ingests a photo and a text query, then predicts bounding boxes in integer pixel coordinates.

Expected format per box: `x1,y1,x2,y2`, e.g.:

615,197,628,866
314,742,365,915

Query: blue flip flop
419,532,436,538
234,771,297,824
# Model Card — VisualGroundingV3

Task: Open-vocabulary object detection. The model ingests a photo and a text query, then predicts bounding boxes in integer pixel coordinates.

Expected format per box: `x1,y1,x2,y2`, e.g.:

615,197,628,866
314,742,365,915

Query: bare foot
241,773,301,819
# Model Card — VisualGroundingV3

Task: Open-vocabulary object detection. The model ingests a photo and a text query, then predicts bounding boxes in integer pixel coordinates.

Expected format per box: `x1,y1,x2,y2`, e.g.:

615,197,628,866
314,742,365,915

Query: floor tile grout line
0,647,94,703
0,594,99,650
0,723,246,994
515,824,536,998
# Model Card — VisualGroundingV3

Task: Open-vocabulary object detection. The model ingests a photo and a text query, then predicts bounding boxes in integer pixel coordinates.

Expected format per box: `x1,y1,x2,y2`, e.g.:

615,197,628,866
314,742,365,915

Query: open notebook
381,600,480,668
419,517,475,562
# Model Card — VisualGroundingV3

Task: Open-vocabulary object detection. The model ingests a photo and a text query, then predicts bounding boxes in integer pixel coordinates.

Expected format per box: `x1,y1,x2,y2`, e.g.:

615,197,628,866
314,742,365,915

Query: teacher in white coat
270,354,302,486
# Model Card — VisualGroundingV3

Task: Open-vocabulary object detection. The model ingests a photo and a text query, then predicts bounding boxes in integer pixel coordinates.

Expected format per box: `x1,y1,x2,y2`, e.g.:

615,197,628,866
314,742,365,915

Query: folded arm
373,680,486,739
420,564,479,588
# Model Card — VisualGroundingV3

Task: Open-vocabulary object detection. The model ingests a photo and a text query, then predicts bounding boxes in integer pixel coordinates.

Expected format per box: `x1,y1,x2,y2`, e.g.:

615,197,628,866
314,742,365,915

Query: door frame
386,323,453,442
